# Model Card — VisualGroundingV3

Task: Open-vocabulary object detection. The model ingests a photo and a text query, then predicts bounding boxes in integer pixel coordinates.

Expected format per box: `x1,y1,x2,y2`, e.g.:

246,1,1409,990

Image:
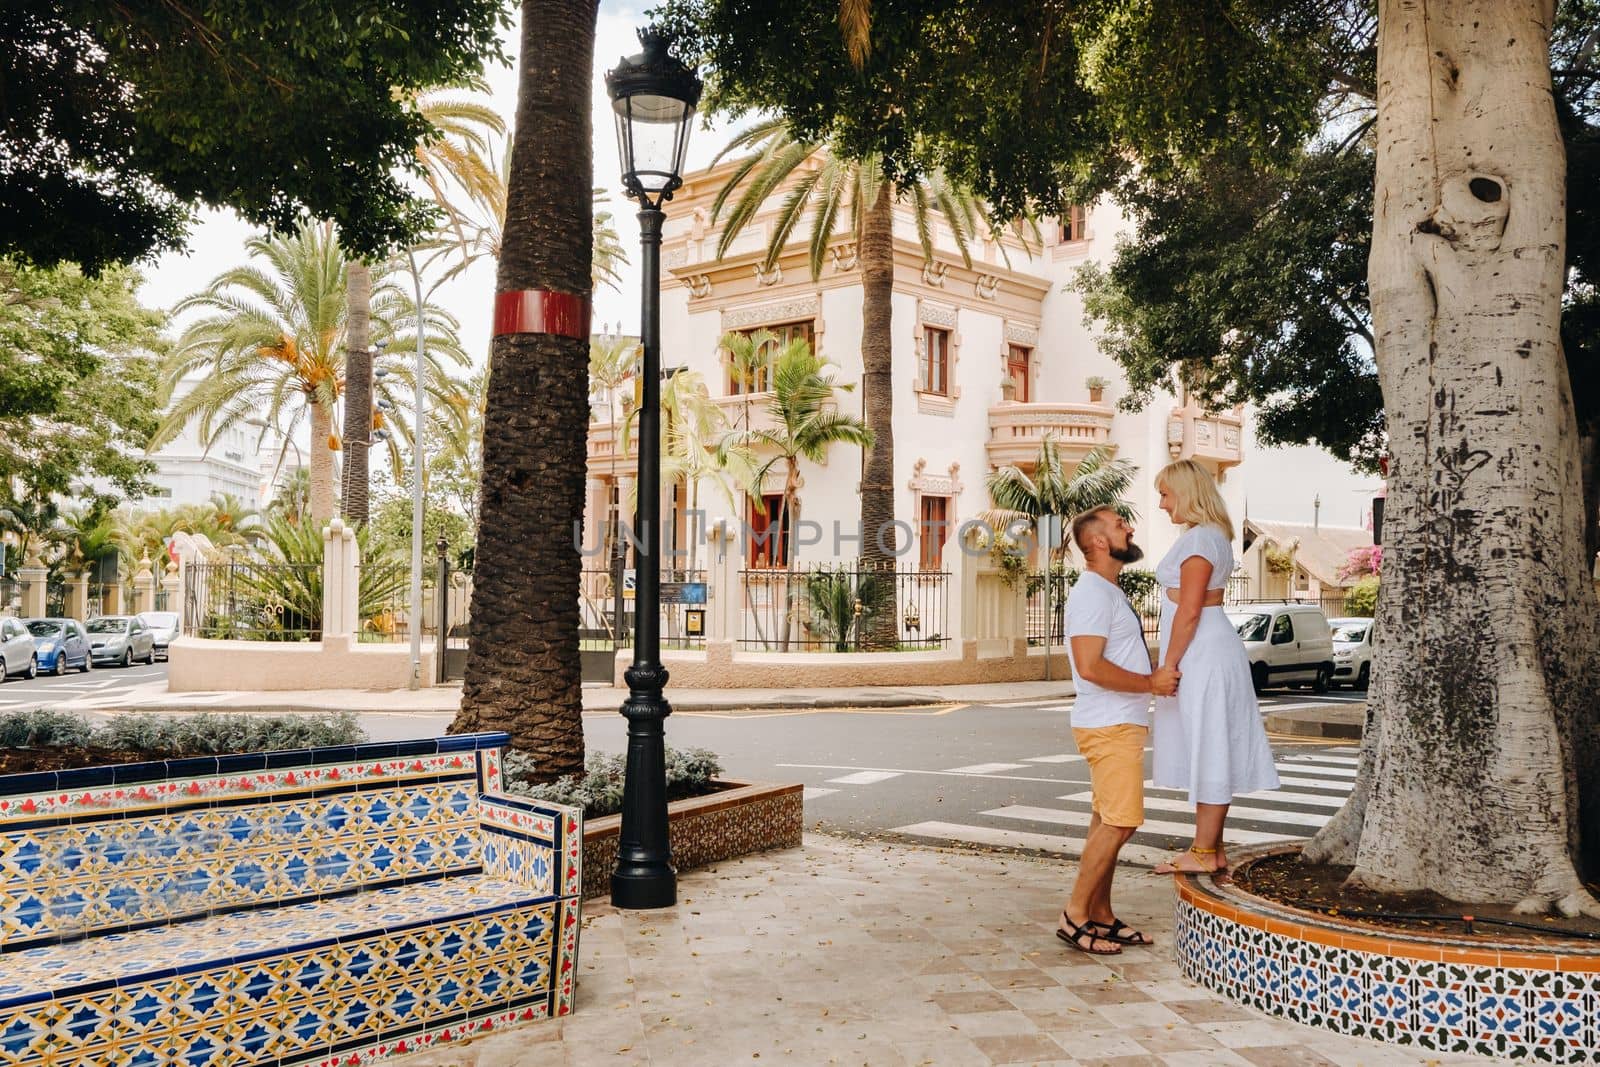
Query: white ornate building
583,156,1248,573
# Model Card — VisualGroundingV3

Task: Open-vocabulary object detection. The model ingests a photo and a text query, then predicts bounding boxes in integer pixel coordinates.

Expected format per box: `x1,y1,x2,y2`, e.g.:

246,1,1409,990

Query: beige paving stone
389,833,1504,1067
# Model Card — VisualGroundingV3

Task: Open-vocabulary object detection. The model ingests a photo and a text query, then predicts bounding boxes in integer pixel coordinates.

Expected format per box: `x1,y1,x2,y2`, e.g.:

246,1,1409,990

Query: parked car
25,618,92,674
0,616,37,680
87,615,157,667
138,610,181,661
1227,603,1336,693
1328,616,1375,690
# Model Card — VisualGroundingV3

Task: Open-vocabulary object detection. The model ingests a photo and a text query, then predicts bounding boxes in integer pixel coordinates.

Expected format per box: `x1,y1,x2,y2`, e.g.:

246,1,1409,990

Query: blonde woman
1149,459,1279,874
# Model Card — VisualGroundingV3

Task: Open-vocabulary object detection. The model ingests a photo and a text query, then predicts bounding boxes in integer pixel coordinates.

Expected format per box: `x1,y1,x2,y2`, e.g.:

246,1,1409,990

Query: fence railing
738,562,949,652
1230,594,1354,618
184,561,323,641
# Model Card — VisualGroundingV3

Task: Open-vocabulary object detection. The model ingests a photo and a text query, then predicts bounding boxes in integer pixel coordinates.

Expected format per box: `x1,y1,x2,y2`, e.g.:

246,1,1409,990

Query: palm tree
155,220,469,525
344,84,508,529
985,440,1140,559
268,468,313,526
0,489,61,566
718,340,872,649
207,493,264,546
449,0,596,781
585,332,641,564
712,119,1037,647
52,503,121,575
421,129,628,298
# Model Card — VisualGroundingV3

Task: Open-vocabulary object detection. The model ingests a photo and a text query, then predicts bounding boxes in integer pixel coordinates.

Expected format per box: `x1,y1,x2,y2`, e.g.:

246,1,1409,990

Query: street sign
622,569,636,599
684,608,705,636
660,581,707,605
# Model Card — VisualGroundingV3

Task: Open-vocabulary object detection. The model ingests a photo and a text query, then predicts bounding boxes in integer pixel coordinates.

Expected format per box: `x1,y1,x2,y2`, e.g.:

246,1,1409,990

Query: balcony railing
1167,405,1244,472
587,420,634,466
987,400,1115,468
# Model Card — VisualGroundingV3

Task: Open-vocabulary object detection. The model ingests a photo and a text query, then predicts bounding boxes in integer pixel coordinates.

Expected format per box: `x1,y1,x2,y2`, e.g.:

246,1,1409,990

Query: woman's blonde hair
1156,459,1235,540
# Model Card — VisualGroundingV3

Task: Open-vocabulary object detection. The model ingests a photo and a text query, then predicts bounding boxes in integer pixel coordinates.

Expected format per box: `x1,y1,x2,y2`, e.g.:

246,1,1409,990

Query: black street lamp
605,28,702,910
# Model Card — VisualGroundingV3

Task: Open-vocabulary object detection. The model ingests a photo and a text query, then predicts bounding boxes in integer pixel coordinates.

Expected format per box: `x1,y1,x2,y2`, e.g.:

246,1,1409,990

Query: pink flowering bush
1339,545,1382,580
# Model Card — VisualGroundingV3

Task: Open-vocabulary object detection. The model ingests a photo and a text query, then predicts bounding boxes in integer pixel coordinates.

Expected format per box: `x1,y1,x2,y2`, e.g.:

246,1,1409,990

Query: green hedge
501,747,724,818
0,709,365,757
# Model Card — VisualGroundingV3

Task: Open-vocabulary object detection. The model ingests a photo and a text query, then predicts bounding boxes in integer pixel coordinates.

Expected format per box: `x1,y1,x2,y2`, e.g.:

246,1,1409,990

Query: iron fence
579,565,708,652
1028,573,1163,645
183,561,323,641
356,561,420,642
738,562,949,652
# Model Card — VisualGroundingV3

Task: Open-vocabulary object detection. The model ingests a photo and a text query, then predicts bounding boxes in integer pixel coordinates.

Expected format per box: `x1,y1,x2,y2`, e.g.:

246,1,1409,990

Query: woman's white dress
1151,525,1280,803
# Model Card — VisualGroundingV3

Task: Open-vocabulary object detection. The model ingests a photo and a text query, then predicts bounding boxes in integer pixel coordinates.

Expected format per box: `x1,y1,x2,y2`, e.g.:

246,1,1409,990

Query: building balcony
713,393,780,436
1167,405,1245,475
587,420,634,469
986,400,1116,469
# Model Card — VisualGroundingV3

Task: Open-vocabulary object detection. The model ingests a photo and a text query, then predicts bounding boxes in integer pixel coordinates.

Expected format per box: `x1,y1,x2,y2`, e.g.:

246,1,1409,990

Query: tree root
1514,878,1600,918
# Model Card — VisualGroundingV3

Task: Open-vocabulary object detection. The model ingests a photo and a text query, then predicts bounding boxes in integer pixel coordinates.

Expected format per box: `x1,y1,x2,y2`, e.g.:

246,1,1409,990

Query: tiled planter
0,734,582,1067
1175,843,1600,1063
581,779,802,900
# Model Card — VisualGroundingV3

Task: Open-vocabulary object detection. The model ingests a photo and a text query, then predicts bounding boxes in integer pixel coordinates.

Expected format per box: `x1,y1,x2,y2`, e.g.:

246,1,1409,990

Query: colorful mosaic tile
1175,864,1600,1064
0,734,583,1067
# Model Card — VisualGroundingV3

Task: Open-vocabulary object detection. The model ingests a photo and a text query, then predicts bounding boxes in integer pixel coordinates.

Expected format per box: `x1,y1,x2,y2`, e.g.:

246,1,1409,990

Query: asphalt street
0,660,169,709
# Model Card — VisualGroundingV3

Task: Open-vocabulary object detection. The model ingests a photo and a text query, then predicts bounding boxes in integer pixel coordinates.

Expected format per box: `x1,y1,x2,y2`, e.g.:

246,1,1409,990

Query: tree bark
1304,0,1600,913
451,0,595,781
342,261,373,527
858,178,898,649
308,399,337,526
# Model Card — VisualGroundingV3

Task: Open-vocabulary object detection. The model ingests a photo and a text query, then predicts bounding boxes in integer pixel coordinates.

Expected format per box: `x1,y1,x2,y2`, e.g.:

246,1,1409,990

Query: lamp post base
610,866,677,909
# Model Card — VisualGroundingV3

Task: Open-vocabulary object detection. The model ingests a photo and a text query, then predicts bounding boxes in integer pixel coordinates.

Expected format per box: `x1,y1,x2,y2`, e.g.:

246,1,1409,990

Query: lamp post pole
606,28,700,910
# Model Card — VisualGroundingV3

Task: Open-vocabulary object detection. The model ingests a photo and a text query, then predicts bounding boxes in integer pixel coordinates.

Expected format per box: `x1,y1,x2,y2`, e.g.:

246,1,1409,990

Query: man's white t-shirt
1065,571,1152,729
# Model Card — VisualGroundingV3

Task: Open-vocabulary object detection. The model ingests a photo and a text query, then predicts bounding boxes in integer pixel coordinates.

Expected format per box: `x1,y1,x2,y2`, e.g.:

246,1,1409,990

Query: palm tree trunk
451,0,594,782
342,261,373,526
859,178,898,649
308,400,337,525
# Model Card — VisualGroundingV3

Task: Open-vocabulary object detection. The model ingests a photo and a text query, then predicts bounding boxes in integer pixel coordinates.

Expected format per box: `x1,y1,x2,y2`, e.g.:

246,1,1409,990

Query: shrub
1344,575,1379,617
0,710,95,749
804,567,890,651
501,746,724,818
1116,568,1160,603
0,710,365,758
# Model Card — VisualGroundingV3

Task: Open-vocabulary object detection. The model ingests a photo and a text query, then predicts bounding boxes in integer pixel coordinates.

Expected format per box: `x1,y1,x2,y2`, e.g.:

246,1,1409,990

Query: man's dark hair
1071,506,1116,555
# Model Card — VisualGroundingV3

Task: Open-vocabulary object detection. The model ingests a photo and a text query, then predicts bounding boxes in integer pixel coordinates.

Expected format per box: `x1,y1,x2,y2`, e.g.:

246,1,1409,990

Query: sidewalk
32,679,1079,716
394,834,1490,1066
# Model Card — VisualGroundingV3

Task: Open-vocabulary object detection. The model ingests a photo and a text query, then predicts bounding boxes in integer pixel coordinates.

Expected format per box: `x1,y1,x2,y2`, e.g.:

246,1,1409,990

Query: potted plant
1085,375,1110,403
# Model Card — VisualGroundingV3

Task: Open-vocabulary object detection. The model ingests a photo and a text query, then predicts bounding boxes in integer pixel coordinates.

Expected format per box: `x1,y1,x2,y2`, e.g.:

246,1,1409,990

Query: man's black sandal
1088,918,1152,946
1056,913,1122,955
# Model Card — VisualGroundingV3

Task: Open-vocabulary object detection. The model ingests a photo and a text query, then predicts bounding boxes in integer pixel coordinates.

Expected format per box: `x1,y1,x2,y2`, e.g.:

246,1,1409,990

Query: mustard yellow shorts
1072,724,1148,829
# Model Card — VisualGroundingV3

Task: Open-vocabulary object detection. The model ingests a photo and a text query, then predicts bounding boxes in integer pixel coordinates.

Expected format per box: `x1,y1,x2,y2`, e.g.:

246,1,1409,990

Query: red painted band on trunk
492,290,590,339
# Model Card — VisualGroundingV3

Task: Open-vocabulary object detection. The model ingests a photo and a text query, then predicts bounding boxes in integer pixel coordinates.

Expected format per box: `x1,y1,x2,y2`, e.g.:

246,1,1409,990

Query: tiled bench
0,732,582,1067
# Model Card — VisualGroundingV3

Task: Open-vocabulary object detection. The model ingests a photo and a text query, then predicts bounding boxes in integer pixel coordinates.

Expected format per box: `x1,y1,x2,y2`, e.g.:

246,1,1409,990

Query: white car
0,616,38,680
1328,616,1375,690
1227,603,1336,694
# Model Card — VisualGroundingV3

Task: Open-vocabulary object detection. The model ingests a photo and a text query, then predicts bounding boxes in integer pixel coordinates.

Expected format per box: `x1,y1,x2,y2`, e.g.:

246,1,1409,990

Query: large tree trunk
1305,0,1600,914
341,261,373,527
308,399,337,525
451,0,594,780
858,178,898,649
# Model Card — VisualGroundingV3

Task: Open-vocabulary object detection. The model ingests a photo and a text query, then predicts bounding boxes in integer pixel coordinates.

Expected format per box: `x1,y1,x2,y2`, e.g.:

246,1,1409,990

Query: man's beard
1109,541,1144,564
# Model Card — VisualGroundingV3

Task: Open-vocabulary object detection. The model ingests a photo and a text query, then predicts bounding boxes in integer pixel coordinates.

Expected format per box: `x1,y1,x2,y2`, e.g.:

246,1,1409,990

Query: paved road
0,660,169,710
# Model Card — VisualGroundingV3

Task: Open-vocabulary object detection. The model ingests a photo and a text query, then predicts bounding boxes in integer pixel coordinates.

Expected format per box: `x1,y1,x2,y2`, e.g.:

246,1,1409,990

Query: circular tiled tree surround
1174,844,1600,1063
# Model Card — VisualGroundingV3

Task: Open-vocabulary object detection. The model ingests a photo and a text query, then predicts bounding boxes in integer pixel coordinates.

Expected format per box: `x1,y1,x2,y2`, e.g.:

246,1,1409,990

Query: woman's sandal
1088,918,1153,947
1056,913,1122,956
1153,845,1225,875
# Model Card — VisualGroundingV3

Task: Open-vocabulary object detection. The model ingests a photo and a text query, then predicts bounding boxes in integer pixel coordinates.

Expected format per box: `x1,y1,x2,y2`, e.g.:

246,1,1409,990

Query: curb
1263,704,1365,739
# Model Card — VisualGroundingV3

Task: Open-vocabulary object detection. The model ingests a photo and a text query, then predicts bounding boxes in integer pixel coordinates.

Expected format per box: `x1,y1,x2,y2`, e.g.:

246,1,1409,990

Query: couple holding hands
1055,459,1280,956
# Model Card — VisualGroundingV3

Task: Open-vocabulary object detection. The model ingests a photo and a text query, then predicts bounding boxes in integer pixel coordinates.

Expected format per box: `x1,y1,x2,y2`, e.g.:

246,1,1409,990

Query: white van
1226,604,1336,694
1328,616,1375,690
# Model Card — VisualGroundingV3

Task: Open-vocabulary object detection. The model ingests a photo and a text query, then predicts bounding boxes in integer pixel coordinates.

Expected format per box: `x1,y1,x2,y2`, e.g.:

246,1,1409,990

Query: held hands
1150,665,1181,697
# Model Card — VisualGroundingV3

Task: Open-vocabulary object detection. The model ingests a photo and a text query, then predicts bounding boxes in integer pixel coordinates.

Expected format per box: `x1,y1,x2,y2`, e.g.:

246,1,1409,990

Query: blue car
25,618,93,675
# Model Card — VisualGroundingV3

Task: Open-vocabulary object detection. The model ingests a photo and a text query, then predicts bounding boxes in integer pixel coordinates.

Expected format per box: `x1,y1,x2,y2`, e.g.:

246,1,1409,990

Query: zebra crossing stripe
890,820,1175,867
803,787,839,800
943,762,1028,774
1282,754,1360,766
1057,793,1330,830
1023,754,1086,764
1235,788,1348,809
1275,775,1356,791
826,771,902,785
981,805,1301,845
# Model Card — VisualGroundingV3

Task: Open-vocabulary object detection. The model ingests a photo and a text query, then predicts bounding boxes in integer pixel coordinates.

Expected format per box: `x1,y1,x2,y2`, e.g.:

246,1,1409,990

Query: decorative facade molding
828,242,859,272
1003,321,1040,347
663,246,689,269
722,297,820,331
919,302,957,329
922,262,949,288
686,274,713,299
908,458,964,498
753,262,783,287
974,274,1001,301
913,299,962,414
